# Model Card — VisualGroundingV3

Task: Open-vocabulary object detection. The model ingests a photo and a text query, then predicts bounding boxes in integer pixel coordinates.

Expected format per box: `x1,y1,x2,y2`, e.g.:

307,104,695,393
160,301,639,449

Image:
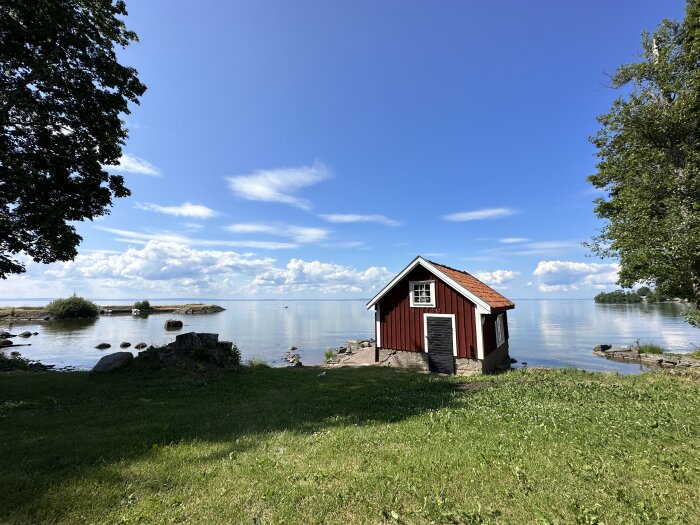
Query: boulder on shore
164,319,183,330
92,352,133,372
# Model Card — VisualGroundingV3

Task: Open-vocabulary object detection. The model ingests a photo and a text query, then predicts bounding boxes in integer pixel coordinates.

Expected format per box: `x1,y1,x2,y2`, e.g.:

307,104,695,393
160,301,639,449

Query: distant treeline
594,287,669,304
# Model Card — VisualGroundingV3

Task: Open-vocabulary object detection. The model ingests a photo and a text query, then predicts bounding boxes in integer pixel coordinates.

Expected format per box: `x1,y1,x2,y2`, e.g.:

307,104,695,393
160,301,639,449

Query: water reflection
2,299,699,374
42,318,97,333
509,300,700,373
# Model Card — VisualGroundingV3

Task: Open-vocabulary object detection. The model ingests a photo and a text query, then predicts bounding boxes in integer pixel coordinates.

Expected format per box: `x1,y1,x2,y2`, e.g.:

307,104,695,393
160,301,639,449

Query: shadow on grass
0,365,464,519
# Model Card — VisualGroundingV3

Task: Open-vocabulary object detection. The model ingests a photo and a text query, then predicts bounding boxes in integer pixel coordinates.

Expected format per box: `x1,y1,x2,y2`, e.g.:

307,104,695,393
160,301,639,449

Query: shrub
0,352,29,371
636,286,651,297
638,343,664,355
246,359,270,369
46,295,99,319
324,349,335,362
133,300,151,310
230,344,241,367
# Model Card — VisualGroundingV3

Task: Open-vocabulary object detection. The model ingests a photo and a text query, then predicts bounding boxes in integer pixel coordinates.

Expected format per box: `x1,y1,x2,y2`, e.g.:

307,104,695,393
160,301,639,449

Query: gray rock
0,339,13,347
120,342,131,348
135,342,147,350
289,345,298,351
32,332,39,335
95,343,111,350
593,344,612,352
92,352,133,372
0,331,14,338
164,319,183,330
18,331,32,338
10,350,20,357
171,332,218,354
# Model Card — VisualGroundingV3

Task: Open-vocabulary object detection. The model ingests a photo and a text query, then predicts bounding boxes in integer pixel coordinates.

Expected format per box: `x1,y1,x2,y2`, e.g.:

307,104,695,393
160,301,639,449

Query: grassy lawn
1,367,699,524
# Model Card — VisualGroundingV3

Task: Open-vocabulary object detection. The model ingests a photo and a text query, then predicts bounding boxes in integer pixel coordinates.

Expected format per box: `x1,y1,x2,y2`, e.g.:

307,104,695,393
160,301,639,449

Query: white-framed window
409,280,436,307
495,313,505,347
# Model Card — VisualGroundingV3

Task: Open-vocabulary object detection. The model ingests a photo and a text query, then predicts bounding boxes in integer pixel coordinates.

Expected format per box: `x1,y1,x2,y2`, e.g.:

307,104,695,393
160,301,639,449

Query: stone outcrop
173,305,225,315
92,352,133,372
135,332,239,368
593,345,700,369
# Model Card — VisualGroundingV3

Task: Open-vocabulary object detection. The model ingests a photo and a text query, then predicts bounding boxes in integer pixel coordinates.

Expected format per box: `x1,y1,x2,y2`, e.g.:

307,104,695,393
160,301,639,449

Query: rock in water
18,331,32,338
120,342,131,348
0,339,13,347
135,342,147,349
92,352,133,372
95,343,111,350
164,319,183,330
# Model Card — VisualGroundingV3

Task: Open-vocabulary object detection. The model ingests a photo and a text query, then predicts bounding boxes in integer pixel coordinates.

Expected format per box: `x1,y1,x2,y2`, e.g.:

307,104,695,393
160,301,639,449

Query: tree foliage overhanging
0,0,145,278
588,0,700,320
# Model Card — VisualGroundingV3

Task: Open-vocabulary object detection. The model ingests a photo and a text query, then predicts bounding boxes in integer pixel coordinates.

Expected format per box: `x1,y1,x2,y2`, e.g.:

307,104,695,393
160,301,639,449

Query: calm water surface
2,299,699,373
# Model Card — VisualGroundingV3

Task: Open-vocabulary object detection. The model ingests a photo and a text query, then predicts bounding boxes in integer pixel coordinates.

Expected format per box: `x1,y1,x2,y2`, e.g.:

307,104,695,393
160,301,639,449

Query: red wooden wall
377,266,478,359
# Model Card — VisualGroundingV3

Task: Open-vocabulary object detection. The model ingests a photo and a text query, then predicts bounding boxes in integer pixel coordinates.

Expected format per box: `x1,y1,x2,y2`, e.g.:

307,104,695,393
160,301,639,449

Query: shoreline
0,303,225,322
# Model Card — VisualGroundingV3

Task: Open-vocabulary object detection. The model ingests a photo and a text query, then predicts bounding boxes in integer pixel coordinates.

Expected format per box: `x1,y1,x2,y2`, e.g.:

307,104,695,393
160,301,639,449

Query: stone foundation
377,348,430,371
455,358,482,376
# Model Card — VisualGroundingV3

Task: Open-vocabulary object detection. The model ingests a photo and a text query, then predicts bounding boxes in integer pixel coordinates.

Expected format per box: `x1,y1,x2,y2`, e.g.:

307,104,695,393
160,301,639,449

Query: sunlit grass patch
0,367,699,524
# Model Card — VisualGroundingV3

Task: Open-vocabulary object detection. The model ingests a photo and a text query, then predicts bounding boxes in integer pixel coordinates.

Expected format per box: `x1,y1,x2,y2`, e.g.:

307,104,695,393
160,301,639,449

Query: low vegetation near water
594,287,670,304
1,367,699,524
45,295,99,319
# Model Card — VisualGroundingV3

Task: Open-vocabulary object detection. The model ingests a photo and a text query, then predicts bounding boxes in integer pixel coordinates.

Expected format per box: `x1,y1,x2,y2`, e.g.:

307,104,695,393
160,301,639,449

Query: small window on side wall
409,281,435,307
495,314,505,347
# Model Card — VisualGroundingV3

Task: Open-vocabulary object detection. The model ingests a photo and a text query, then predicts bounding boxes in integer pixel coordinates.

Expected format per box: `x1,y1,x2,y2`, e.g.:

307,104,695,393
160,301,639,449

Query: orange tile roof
428,260,515,310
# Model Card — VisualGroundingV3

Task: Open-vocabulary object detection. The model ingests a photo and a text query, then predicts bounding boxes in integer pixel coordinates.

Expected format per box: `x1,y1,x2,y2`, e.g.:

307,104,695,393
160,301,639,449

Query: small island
0,296,225,322
594,286,671,304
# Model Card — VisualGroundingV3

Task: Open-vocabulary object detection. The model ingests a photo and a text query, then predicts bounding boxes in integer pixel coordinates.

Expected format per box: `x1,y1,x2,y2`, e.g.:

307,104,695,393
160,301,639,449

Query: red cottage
366,256,515,374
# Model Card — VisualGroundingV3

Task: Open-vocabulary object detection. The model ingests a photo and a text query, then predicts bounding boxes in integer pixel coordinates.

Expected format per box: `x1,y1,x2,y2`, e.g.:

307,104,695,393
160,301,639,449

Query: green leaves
588,1,700,315
0,0,146,278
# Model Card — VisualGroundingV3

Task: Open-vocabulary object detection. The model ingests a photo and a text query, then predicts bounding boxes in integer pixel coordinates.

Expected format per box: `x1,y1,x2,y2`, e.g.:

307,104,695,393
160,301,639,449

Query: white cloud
512,241,583,256
224,223,329,243
226,162,329,210
248,259,393,295
1,242,392,298
320,214,401,226
499,237,529,244
136,202,220,219
108,154,160,176
95,226,298,250
320,241,366,249
442,208,517,221
533,260,620,292
474,270,520,286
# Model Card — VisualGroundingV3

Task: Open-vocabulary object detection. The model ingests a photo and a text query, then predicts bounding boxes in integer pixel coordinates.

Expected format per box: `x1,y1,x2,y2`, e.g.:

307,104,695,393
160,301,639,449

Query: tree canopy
588,0,700,322
0,0,145,278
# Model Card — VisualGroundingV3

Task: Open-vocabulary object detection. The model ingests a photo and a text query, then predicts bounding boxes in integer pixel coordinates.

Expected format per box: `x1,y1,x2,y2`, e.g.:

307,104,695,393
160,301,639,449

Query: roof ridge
425,258,514,309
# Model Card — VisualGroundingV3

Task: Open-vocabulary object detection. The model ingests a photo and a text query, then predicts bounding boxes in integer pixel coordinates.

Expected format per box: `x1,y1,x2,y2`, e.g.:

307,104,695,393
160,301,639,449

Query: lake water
1,299,699,373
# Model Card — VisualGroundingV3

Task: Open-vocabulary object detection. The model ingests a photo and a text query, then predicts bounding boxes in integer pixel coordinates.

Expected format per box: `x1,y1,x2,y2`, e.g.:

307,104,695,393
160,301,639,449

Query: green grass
1,367,699,524
638,343,665,355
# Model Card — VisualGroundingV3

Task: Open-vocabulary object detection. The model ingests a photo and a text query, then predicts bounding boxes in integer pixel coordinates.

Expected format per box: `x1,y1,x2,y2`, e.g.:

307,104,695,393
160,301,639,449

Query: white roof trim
365,256,494,313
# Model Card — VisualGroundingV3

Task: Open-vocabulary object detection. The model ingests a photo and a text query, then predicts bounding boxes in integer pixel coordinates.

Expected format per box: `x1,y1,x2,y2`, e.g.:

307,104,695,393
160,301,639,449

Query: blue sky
3,0,688,299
